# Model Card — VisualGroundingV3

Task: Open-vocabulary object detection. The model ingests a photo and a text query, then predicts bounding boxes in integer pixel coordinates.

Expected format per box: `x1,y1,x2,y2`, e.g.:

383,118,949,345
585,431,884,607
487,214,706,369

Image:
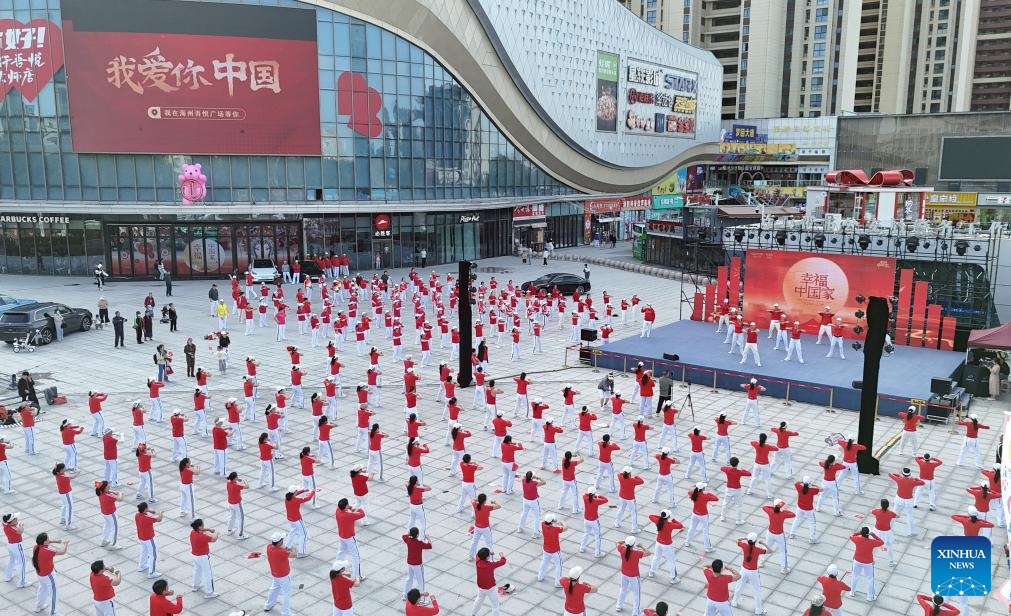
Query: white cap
546,418,554,424
969,413,978,419
802,475,812,484
331,559,348,572
270,531,286,543
585,487,596,495
660,509,671,518
661,447,670,455
495,411,503,417
622,466,633,474
614,391,622,397
103,427,113,435
3,512,20,521
826,564,838,576
981,479,990,488
774,498,785,507
746,532,758,542
750,322,756,327
534,397,542,403
695,481,707,489
287,484,300,493
543,513,555,523
569,566,583,578
214,417,224,426
968,505,979,515
995,463,1002,470
453,422,462,429
750,378,757,384
132,400,142,408
624,536,636,546
227,397,237,403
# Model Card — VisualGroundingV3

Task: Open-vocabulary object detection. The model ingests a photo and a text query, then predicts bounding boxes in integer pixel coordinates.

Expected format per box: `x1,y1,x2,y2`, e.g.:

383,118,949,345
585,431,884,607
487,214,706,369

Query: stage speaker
580,328,598,342
961,365,990,397
662,353,680,361
457,260,474,387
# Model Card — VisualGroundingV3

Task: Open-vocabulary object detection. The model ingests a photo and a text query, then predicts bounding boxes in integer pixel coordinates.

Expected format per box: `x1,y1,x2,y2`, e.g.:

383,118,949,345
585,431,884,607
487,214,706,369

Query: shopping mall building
0,0,722,277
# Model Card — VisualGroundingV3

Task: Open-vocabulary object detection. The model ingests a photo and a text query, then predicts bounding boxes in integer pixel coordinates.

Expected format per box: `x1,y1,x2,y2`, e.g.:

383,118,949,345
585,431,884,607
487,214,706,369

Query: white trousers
469,526,494,559
784,338,804,363
616,574,641,615
748,463,773,498
652,475,675,507
649,542,677,579
850,561,876,599
579,519,602,555
6,542,27,586
193,554,215,594
139,537,158,575
732,568,764,614
741,343,761,366
265,575,292,616
790,509,817,542
404,564,425,596
742,399,761,427
770,448,793,477
685,513,712,548
615,497,639,532
472,587,500,615
913,479,936,509
712,435,731,463
336,537,363,579
705,599,733,616
827,336,845,359
685,452,708,482
537,551,563,584
721,487,742,522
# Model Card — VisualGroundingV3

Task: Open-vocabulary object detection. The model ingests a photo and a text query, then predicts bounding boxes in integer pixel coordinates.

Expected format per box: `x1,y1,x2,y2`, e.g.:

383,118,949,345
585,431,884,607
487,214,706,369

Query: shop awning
595,217,619,223
513,218,547,227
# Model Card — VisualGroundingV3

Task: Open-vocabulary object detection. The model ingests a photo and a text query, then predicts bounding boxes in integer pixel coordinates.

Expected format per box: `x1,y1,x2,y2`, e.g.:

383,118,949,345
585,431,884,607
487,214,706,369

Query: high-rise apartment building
621,0,1001,118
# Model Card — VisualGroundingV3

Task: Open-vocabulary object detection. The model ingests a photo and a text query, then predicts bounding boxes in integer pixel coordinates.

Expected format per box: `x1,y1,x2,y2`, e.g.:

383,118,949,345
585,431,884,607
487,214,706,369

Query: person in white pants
826,318,846,359
848,527,882,601
647,510,682,583
683,482,716,552
816,307,834,343
719,457,749,524
703,559,740,616
0,436,14,494
912,453,941,511
471,548,505,616
767,304,782,339
469,495,499,559
402,527,431,600
96,482,124,548
89,560,122,616
190,519,219,598
784,322,804,363
731,533,768,615
790,477,819,544
716,300,731,332
264,532,295,616
580,489,606,556
517,472,545,535
712,415,733,464
536,514,566,585
740,323,761,367
558,452,583,514
3,513,28,587
740,379,764,427
615,537,649,616
651,448,677,507
957,413,987,469
614,467,642,533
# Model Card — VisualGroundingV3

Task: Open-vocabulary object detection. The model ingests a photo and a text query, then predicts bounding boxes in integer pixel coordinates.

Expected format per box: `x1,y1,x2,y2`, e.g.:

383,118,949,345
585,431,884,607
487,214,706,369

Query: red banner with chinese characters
741,250,896,338
60,0,321,155
0,19,64,102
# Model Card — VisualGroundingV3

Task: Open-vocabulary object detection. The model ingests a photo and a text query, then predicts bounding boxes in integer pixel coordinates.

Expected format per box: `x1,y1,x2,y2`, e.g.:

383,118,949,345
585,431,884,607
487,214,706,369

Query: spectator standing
97,297,110,324
184,338,197,378
112,311,125,348
208,284,219,316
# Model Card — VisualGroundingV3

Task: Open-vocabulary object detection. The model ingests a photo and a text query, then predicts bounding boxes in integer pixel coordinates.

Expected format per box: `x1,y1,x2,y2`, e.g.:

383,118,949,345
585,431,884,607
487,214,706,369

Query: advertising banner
595,51,619,132
513,204,547,219
60,0,321,155
623,58,697,138
731,124,758,142
717,142,797,162
742,250,896,337
653,165,706,196
0,19,64,102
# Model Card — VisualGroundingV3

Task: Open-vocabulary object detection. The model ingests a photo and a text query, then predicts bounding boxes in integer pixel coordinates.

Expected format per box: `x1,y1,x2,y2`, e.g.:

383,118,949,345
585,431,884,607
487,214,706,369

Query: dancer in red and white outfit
913,452,942,510
537,514,567,586
703,559,740,616
683,482,717,552
746,433,778,498
769,421,798,478
888,468,923,535
815,454,845,516
836,436,866,495
826,318,846,359
849,526,883,601
784,320,804,364
740,379,765,427
719,457,750,525
816,306,834,344
817,564,850,616
897,405,923,456
647,509,683,583
790,476,820,544
559,566,597,616
651,448,678,507
135,501,163,577
712,414,734,464
469,493,500,559
762,499,794,573
731,532,768,615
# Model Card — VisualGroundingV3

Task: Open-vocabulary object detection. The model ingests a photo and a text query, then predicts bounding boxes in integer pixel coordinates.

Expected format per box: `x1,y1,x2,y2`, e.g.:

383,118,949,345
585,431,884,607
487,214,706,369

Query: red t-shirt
331,574,355,610
190,530,212,556
795,483,820,511
559,578,591,614
267,543,291,577
616,545,645,577
541,523,563,553
689,433,707,453
752,441,778,465
335,508,365,539
649,515,684,544
618,474,643,500
689,489,719,515
721,466,751,489
871,507,897,531
715,419,734,436
460,462,478,483
915,457,942,480
598,441,620,462
91,572,115,600
98,492,118,515
738,539,767,570
772,427,798,448
403,535,432,565
850,533,883,563
763,506,795,534
226,480,245,505
54,474,71,494
704,569,732,602
561,459,579,482
475,555,506,590
817,576,851,609
473,501,494,528
584,494,607,521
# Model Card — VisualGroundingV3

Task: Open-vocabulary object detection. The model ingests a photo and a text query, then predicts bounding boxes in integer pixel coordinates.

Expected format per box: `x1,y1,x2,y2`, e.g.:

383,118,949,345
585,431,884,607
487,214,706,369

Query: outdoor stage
592,320,966,416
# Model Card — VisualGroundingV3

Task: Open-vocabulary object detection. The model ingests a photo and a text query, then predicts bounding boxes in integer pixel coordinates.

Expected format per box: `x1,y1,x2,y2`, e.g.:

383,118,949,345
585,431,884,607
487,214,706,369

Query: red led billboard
60,0,321,155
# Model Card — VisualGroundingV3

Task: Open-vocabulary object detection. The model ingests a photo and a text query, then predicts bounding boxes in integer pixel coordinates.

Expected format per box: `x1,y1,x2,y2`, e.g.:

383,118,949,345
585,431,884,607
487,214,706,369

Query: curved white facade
474,0,723,167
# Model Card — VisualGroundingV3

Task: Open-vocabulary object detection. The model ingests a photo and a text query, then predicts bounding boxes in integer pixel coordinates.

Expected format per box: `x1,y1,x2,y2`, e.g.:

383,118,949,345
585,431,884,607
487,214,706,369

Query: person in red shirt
491,411,513,459
402,526,432,601
536,514,567,586
790,476,821,544
637,371,655,417
747,433,779,499
816,454,846,516
704,558,740,615
541,418,564,472
720,457,751,525
762,499,795,574
647,510,683,583
769,421,798,478
740,322,761,367
330,558,361,615
815,306,834,343
283,485,315,556
957,413,989,469
134,442,157,504
558,452,584,514
189,518,219,598
456,453,482,514
826,317,847,359
870,498,898,568
405,476,431,540
32,532,68,615
982,463,1006,527
685,427,709,482
96,480,124,548
559,565,597,616
966,480,999,540
470,493,501,559
915,594,960,616
888,468,924,536
816,564,851,616
684,481,719,552
0,434,15,494
615,467,644,533
740,379,765,428
18,404,37,455
471,548,506,614
177,458,200,520
224,471,249,539
628,416,653,470
897,405,924,456
59,419,84,471
90,560,124,616
952,505,994,537
3,511,28,587
614,536,651,615
257,432,279,491
335,499,367,580
712,414,735,465
640,303,656,338
88,391,110,437
849,527,884,601
263,531,296,615
912,453,943,511
367,423,387,481
836,436,865,495
149,579,184,616
210,419,233,478
651,447,679,508
609,391,629,440
730,532,768,614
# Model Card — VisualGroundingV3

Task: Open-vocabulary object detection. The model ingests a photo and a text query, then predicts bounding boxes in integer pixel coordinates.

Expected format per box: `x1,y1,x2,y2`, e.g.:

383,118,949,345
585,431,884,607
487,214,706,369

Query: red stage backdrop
60,0,321,155
742,250,896,338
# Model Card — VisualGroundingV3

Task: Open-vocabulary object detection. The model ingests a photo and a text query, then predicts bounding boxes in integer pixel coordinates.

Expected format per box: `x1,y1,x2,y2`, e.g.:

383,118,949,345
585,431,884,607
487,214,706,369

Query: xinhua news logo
930,536,991,598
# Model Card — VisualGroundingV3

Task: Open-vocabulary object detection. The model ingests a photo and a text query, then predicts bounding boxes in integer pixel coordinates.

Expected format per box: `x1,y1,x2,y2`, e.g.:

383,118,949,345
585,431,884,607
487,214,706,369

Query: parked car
0,293,37,315
248,259,278,283
0,302,94,345
520,273,591,295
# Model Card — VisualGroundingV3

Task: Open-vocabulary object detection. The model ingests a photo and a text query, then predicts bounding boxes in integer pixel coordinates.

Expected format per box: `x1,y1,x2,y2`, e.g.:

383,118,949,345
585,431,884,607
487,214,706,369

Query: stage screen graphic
742,250,896,338
60,0,321,155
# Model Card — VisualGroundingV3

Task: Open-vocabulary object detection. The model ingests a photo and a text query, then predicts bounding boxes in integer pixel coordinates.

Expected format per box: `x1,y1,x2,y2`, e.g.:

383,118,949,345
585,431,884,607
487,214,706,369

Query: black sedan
521,273,591,295
0,302,94,344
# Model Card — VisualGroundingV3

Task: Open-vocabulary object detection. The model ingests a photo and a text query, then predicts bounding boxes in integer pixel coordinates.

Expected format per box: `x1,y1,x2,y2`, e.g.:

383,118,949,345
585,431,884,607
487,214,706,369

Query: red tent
967,321,1011,350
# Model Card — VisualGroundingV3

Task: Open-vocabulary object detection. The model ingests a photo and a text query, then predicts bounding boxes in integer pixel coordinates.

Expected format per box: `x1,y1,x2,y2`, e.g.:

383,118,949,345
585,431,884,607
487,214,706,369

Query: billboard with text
60,0,321,155
742,250,896,338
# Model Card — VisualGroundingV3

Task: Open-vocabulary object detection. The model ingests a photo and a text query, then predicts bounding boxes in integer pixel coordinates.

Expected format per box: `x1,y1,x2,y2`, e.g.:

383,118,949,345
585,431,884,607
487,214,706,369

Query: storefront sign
513,204,547,219
459,214,480,223
585,196,652,215
0,214,71,224
623,58,697,138
716,142,797,162
60,0,321,155
926,192,977,208
373,213,391,238
977,193,1011,206
731,124,758,142
0,19,64,103
595,51,619,132
652,195,683,210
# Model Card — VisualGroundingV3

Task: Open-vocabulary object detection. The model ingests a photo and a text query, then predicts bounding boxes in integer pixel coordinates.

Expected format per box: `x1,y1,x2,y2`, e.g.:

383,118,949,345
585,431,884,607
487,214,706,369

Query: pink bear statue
178,163,207,204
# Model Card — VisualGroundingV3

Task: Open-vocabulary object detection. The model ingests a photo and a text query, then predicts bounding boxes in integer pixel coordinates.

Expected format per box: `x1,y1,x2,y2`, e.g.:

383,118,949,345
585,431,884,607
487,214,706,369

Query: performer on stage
816,306,834,344
784,321,805,364
826,318,846,359
767,304,782,339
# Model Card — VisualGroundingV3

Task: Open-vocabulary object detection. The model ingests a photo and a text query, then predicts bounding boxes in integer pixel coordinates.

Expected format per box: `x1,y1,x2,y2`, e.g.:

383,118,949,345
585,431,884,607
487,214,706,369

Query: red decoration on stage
824,169,914,187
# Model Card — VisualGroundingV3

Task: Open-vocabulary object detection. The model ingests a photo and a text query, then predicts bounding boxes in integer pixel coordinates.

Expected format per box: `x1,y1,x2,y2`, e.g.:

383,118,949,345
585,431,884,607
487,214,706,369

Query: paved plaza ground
0,250,1005,616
